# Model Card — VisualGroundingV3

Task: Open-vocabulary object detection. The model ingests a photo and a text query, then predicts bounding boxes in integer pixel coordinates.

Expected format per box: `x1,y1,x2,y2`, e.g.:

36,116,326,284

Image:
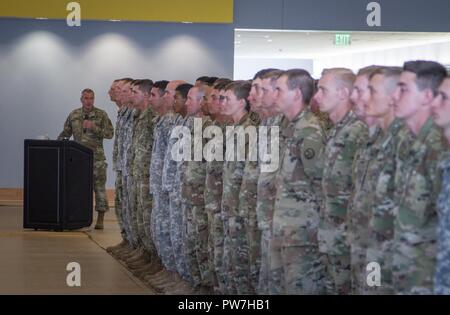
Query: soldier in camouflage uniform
220,81,258,294
392,61,447,294
206,80,232,294
431,76,450,294
108,80,137,259
58,88,114,229
314,68,368,294
236,70,282,294
119,80,143,260
358,67,402,295
107,78,130,253
162,83,192,285
181,86,213,292
149,80,185,278
347,66,383,294
126,80,160,272
139,81,170,285
268,70,327,294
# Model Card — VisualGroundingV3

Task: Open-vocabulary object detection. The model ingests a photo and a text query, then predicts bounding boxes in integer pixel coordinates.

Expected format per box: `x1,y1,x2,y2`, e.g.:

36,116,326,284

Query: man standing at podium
58,88,114,229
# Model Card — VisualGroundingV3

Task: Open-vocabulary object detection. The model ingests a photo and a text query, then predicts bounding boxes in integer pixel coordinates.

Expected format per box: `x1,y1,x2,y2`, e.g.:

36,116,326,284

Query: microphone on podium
83,114,89,133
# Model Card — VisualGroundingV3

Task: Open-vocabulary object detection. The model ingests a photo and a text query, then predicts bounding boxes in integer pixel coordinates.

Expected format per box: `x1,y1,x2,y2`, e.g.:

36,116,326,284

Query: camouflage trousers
246,209,261,294
392,242,436,295
206,210,219,291
121,173,134,247
365,240,394,294
169,191,191,282
258,229,271,294
125,173,139,248
193,204,213,287
114,171,126,239
223,217,237,294
350,244,368,294
323,253,351,294
135,176,157,256
152,191,176,271
182,202,202,287
212,212,227,294
269,238,326,294
93,160,108,213
230,215,252,294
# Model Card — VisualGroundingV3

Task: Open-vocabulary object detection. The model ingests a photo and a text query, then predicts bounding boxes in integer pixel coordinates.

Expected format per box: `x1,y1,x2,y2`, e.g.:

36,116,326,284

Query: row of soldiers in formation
105,60,450,295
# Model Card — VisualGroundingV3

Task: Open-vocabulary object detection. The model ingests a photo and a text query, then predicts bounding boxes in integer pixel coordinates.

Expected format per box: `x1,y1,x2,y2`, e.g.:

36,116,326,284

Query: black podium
23,139,93,230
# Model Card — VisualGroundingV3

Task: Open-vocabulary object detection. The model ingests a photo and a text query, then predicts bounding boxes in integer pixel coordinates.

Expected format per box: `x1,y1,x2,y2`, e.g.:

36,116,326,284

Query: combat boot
106,240,128,254
94,212,104,229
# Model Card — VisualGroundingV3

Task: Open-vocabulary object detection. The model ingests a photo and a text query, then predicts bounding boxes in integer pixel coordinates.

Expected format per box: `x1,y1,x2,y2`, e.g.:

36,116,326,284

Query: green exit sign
335,34,351,46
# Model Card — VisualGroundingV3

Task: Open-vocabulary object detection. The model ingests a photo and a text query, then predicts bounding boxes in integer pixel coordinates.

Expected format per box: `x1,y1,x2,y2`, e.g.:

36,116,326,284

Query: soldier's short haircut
252,68,280,80
196,76,210,84
117,78,133,83
369,66,402,80
357,65,383,78
206,77,219,86
176,83,194,99
370,67,402,93
153,80,169,96
136,79,154,94
260,69,284,87
213,78,233,90
131,79,141,86
403,60,447,94
225,80,252,111
280,69,315,104
81,88,95,96
322,67,356,92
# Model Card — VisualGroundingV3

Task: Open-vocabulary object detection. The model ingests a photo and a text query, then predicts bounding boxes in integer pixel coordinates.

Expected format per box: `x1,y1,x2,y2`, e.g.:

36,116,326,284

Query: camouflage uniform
392,118,444,294
163,113,191,282
366,119,404,294
235,114,261,295
182,116,213,288
221,113,257,294
126,109,142,247
150,112,177,271
132,107,157,255
256,114,286,295
348,126,382,294
119,108,135,246
270,109,327,295
205,120,227,293
113,106,128,239
318,111,368,295
435,151,450,295
58,107,114,214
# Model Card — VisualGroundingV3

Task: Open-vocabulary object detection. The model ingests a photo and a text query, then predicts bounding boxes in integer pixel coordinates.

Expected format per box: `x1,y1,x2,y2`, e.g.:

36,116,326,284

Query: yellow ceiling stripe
0,0,234,23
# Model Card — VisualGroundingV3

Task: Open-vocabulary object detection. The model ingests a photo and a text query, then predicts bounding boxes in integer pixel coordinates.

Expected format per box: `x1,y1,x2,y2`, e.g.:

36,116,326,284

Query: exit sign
335,34,351,46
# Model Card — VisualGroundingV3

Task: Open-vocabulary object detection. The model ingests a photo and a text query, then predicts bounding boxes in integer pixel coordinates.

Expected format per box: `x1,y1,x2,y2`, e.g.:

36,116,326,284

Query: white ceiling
235,29,450,59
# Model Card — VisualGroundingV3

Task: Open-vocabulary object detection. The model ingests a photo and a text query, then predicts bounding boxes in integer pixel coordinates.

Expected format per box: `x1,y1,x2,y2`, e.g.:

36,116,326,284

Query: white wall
313,41,450,77
234,57,313,79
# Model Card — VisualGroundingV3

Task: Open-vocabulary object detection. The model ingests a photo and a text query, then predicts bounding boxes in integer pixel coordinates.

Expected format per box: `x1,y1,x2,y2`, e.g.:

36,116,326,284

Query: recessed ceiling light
182,21,193,24
109,19,121,22
36,17,48,20
267,39,273,42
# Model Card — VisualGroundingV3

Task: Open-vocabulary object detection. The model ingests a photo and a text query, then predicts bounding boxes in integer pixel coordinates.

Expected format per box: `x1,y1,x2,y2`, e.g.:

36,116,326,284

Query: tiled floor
0,206,154,294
